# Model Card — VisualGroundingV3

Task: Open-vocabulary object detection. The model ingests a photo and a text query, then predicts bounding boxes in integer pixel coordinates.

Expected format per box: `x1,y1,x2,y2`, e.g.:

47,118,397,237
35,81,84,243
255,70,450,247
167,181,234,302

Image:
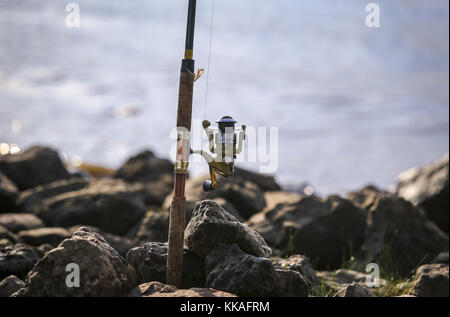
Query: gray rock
272,255,317,287
68,225,136,257
205,243,276,297
13,227,137,297
185,200,271,258
0,146,71,191
18,227,71,247
126,242,205,289
233,167,280,191
127,210,169,244
248,195,366,269
0,242,41,279
272,269,309,297
28,178,147,235
163,195,243,224
394,155,449,233
356,189,449,277
0,172,18,212
0,213,44,233
165,176,265,221
0,275,25,297
128,281,236,297
114,150,173,183
37,243,53,256
334,282,375,297
411,263,449,297
17,178,90,213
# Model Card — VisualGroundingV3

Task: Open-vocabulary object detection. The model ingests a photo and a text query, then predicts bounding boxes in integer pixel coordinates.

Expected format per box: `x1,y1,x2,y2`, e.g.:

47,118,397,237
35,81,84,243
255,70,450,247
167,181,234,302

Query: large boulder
355,189,449,277
126,242,205,289
0,275,25,297
68,225,135,257
13,227,137,296
0,242,41,279
0,213,44,233
205,244,276,297
127,210,169,244
393,155,449,233
185,200,271,258
17,227,71,247
114,150,173,183
128,281,236,297
0,146,71,191
410,263,449,297
248,195,366,269
23,178,147,236
0,172,18,212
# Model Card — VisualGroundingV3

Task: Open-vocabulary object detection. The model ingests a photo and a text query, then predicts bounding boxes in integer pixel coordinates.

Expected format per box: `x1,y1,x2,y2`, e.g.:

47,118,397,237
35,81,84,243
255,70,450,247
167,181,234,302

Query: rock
18,227,71,247
127,210,169,244
69,225,136,257
126,242,205,289
0,243,41,279
411,264,449,297
205,244,276,297
114,150,173,183
0,213,44,233
0,172,18,212
357,190,449,277
432,252,449,264
272,255,317,287
248,195,366,269
272,269,309,297
164,176,266,220
17,178,90,212
347,185,387,209
0,146,71,190
0,225,17,244
334,283,375,297
263,191,302,212
14,227,137,297
128,281,236,297
26,178,147,236
163,195,243,224
185,200,271,258
0,275,25,297
37,244,53,256
394,155,449,232
233,167,280,191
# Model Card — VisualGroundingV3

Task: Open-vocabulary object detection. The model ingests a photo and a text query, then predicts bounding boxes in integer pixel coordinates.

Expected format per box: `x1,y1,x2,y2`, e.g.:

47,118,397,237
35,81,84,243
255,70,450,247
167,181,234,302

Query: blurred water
0,0,448,194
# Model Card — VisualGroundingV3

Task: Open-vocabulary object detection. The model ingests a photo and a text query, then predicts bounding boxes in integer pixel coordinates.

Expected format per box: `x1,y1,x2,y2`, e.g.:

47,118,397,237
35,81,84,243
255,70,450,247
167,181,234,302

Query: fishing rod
166,0,246,287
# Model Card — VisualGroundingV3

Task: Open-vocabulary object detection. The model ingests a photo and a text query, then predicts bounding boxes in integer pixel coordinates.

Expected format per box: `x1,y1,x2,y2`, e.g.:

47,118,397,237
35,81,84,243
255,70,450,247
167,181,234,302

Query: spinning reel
191,116,246,191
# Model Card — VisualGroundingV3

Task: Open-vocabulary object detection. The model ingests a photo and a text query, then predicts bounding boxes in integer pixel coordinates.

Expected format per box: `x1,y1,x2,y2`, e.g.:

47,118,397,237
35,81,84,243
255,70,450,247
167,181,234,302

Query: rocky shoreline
0,146,448,297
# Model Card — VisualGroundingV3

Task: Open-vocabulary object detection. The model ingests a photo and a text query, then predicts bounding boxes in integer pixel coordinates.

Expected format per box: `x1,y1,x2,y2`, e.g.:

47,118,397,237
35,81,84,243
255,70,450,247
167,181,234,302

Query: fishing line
203,0,215,119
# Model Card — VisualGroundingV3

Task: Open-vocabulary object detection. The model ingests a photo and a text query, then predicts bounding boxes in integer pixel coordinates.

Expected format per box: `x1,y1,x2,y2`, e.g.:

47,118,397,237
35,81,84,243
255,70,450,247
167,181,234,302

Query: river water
0,0,448,194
